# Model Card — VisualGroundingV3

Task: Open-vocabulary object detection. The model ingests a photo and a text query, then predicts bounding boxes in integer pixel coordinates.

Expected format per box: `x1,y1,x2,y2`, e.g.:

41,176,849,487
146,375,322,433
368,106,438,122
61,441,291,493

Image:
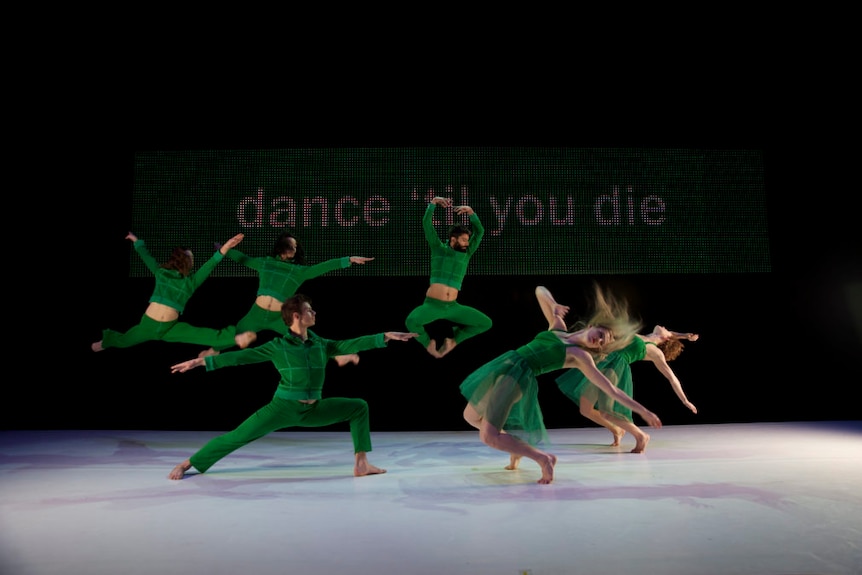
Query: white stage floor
2,422,860,575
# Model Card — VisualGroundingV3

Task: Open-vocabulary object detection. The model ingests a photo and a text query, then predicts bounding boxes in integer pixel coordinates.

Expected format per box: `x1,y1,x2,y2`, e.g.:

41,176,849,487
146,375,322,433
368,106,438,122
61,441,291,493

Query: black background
19,132,860,434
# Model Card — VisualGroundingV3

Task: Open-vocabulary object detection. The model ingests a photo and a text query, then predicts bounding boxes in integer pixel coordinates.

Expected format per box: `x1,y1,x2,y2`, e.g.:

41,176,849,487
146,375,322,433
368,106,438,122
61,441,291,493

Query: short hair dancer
405,196,492,358
556,325,699,453
91,232,256,353
197,228,373,367
168,293,418,480
460,285,662,484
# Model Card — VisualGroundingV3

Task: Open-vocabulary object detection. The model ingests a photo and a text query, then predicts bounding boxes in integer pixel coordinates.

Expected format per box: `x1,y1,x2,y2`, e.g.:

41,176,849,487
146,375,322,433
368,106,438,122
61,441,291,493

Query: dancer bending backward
197,230,373,365
460,285,662,485
405,196,492,358
556,325,698,453
168,293,418,480
91,232,256,352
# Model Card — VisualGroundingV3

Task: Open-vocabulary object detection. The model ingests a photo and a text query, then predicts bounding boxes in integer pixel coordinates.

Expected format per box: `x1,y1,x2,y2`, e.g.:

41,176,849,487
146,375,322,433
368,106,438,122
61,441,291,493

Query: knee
478,424,500,447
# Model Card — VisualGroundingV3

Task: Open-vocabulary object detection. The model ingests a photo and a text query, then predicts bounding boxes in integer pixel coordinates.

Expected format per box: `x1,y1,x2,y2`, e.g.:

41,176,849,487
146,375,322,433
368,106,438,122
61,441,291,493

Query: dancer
555,325,699,453
91,232,257,352
168,293,418,480
460,285,662,485
405,196,492,358
197,230,373,360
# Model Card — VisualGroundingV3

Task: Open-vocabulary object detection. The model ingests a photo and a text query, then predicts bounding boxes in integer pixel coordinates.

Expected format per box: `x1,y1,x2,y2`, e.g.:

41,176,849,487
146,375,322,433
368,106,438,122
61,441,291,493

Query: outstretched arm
570,348,662,428
384,332,419,342
219,233,244,256
644,345,697,413
535,286,570,331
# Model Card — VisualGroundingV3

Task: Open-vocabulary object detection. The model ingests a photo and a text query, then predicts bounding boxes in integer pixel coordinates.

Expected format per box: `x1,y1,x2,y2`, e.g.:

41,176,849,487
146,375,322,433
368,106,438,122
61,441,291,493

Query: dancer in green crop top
555,325,699,453
405,196,492,358
459,285,661,484
91,232,257,353
197,230,373,361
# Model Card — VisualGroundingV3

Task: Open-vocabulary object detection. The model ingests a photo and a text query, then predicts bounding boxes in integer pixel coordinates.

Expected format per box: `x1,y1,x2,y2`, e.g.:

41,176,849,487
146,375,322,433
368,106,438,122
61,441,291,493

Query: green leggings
405,297,493,348
101,314,237,349
189,396,372,473
214,304,287,351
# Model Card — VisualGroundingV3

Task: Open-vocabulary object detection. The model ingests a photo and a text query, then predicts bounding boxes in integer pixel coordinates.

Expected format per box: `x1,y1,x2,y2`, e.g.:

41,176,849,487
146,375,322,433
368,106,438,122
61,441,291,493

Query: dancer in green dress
91,232,257,352
405,196,492,358
460,285,662,484
555,325,699,453
168,293,418,480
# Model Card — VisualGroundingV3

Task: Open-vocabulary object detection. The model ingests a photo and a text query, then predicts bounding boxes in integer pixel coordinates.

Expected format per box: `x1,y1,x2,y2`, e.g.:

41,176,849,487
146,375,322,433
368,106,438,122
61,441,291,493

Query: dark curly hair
162,247,194,277
658,339,685,361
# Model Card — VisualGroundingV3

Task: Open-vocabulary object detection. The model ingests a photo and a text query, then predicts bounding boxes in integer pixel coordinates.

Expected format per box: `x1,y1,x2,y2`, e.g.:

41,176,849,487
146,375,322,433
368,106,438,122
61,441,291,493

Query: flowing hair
574,283,642,358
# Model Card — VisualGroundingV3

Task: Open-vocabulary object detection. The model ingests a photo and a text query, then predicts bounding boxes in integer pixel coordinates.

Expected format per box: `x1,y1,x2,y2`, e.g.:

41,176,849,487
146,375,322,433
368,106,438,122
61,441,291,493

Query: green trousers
189,396,372,473
101,314,237,349
405,297,493,348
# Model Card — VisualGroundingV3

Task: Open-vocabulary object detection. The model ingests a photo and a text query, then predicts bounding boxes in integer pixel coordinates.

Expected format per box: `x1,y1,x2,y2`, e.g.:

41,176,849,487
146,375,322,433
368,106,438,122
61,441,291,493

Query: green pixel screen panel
131,147,769,277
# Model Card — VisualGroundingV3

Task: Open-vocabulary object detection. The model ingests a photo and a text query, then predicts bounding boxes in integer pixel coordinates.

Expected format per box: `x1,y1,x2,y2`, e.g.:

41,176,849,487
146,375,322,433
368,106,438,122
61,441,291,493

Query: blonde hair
584,282,642,356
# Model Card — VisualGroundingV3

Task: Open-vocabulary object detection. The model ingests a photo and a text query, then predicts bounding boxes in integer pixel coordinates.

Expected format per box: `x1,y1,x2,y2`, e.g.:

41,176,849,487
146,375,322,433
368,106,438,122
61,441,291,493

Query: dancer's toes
355,463,387,476
426,341,443,358
438,338,457,357
505,454,522,470
631,434,651,454
168,460,192,480
611,428,626,447
537,453,557,484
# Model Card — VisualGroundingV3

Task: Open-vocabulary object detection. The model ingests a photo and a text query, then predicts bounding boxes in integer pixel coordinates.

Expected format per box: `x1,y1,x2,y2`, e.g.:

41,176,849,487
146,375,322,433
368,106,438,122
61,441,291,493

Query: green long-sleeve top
135,240,224,314
423,203,484,290
203,330,388,400
226,249,350,300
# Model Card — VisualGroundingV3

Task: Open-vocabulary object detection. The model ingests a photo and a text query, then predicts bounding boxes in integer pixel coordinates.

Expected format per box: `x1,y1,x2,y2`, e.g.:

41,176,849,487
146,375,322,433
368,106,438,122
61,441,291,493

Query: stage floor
2,421,861,575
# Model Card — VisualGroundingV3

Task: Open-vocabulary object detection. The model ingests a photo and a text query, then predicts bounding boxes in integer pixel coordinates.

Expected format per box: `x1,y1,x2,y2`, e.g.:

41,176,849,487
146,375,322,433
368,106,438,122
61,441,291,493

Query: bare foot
631,433,651,454
198,348,219,358
426,341,443,358
235,331,257,349
438,337,457,357
91,341,103,352
168,460,192,480
354,453,387,476
537,453,558,485
611,428,626,447
505,454,522,470
333,354,360,367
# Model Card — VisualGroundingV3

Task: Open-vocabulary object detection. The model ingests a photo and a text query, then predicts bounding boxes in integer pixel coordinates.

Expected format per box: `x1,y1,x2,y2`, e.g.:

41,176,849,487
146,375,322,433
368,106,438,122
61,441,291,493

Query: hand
384,332,419,342
171,358,204,373
640,409,662,428
126,232,138,242
431,197,452,207
349,256,375,265
453,205,474,216
688,333,699,341
220,233,244,255
683,400,698,414
553,304,570,318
